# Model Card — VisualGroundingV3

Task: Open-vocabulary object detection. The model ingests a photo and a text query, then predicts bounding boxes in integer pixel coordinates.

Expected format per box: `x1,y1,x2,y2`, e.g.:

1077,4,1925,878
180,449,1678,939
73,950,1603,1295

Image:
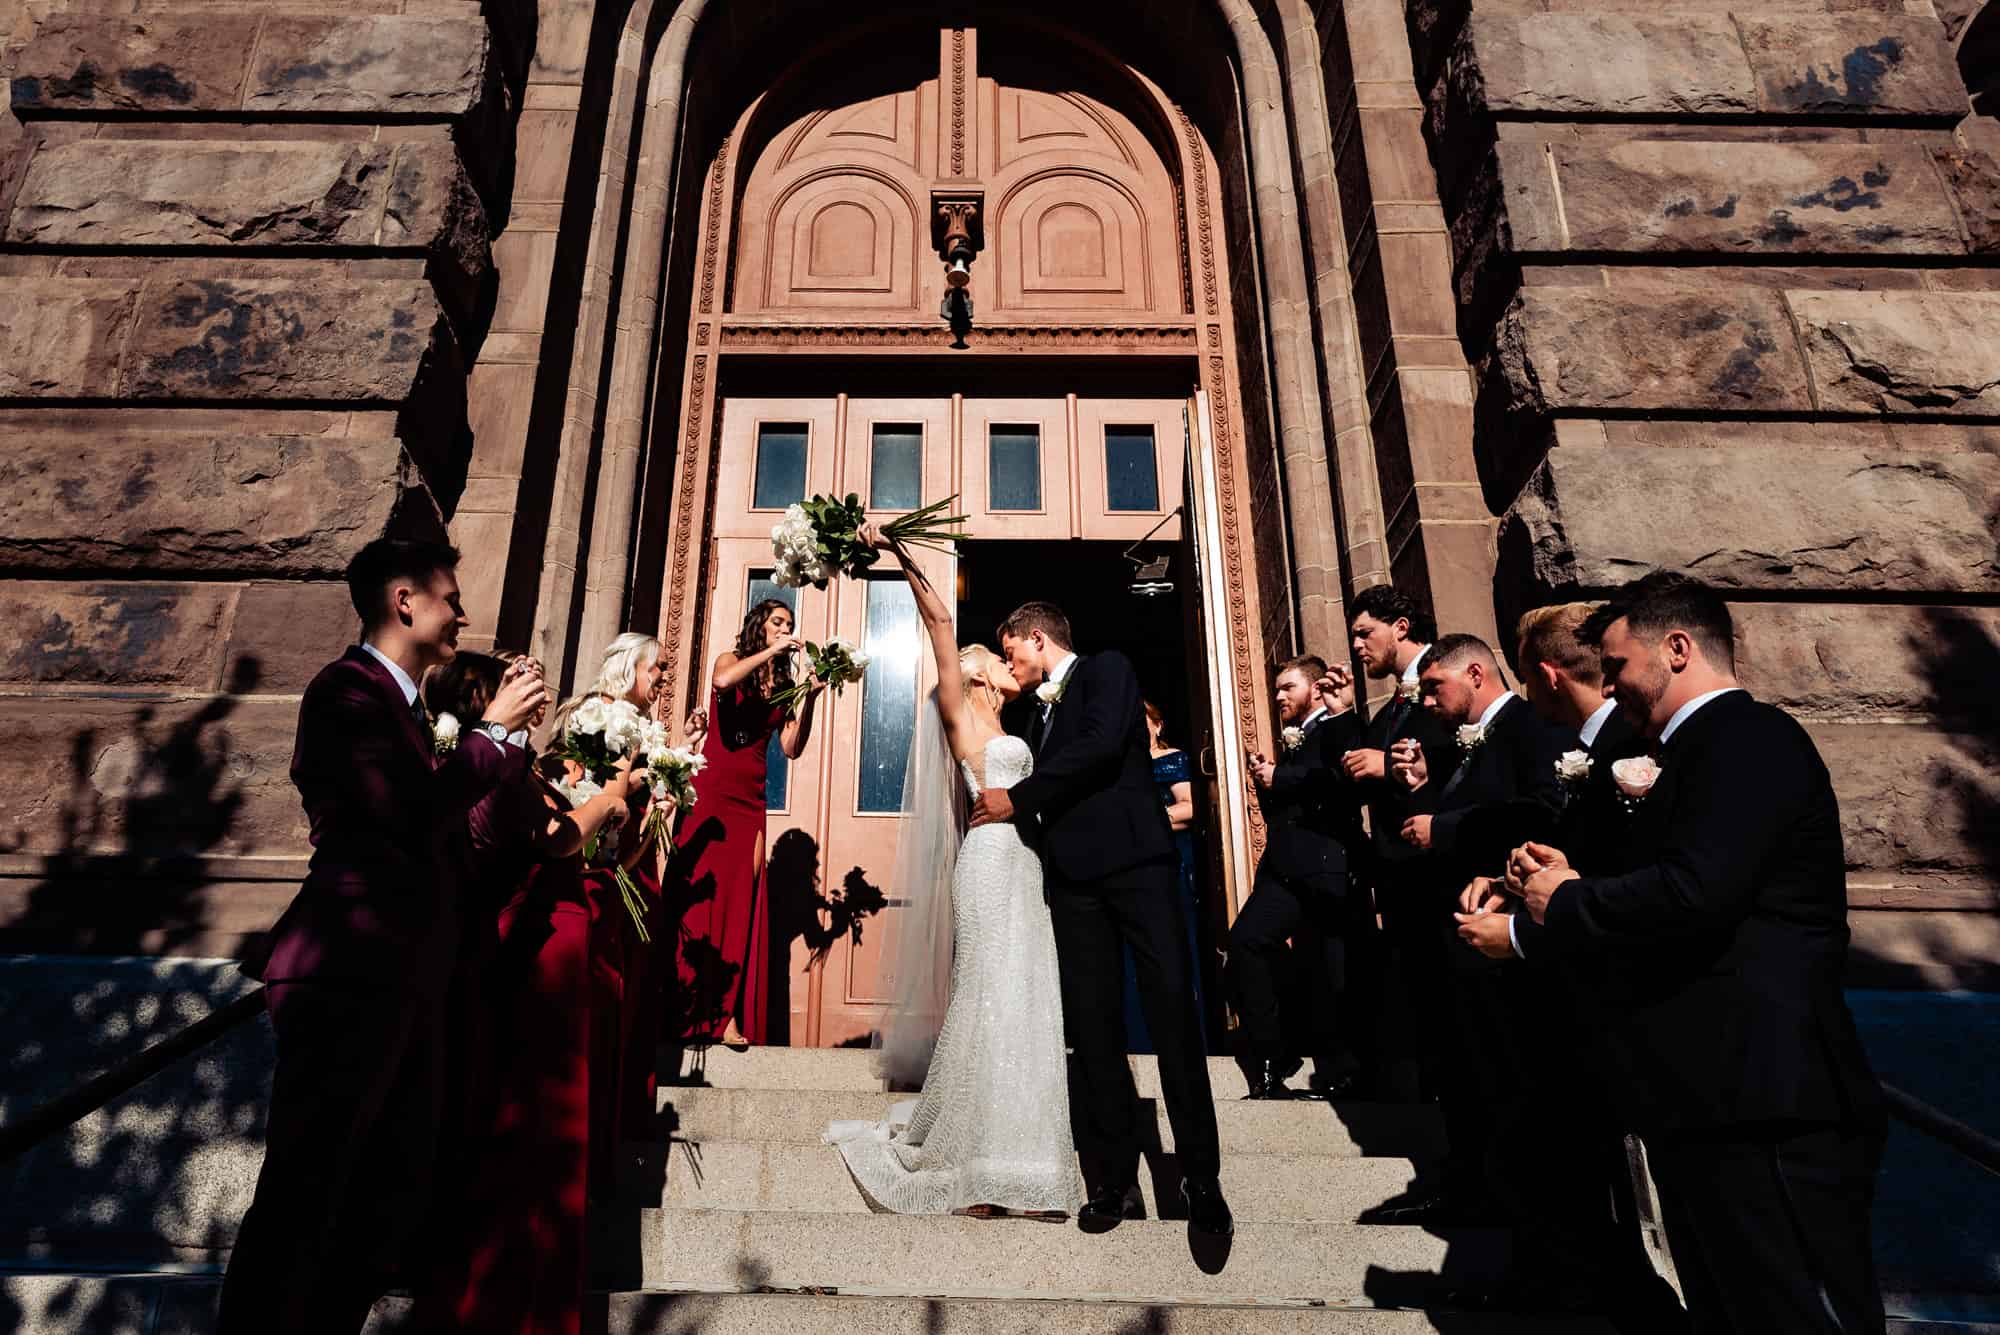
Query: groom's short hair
1581,572,1736,671
346,537,461,628
997,601,1073,650
1417,633,1499,677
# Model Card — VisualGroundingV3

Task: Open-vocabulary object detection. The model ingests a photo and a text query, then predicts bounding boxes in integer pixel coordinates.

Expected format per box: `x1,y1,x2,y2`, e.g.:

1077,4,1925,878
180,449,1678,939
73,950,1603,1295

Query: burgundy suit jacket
260,646,522,993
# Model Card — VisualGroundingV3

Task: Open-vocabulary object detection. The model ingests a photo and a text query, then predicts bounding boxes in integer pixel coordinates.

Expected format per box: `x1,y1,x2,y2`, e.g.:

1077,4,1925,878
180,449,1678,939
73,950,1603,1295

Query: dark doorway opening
955,536,1224,1047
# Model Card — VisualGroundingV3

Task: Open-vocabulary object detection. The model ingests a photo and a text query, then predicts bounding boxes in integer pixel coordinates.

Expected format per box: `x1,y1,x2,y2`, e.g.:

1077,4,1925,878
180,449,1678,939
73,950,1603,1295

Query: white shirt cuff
1508,913,1526,961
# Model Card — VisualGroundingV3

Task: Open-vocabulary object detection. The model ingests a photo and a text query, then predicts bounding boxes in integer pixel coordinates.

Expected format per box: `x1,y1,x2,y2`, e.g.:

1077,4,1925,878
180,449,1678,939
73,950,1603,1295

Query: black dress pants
219,979,444,1335
1048,859,1220,1187
1226,866,1347,1069
1646,1122,1886,1335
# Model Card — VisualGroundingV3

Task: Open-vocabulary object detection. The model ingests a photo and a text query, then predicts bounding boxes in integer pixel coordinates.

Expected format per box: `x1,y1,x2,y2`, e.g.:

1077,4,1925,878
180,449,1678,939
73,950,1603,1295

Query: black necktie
1030,707,1049,752
1382,693,1410,740
411,696,429,734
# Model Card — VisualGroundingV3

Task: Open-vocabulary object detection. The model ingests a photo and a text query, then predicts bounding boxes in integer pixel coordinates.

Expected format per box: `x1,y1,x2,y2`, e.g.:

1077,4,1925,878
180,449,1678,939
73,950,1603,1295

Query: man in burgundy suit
220,539,548,1335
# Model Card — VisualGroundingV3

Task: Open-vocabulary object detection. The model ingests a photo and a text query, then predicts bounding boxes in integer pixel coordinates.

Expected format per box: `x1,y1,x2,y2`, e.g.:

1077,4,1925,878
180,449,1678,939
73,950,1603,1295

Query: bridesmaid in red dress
413,653,649,1335
670,598,824,1048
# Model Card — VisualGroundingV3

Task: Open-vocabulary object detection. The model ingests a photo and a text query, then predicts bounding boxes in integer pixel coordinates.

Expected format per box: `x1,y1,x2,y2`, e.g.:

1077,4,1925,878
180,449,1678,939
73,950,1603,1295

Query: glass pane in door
753,422,810,510
988,424,1043,511
869,424,923,510
856,577,921,814
1104,424,1160,511
746,572,798,810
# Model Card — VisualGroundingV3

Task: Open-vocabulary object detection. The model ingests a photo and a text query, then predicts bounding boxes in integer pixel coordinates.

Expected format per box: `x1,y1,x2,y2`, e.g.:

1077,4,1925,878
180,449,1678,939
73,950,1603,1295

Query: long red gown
419,770,590,1335
669,682,785,1044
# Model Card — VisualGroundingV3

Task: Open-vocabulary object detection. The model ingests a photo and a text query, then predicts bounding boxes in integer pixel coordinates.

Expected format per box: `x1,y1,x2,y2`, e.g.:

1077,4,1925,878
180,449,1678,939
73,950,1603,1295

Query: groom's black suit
1007,651,1222,1187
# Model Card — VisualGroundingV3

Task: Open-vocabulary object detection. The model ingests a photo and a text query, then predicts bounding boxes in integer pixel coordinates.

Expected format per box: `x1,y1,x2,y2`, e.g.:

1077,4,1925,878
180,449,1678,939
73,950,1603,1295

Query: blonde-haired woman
821,525,1081,1219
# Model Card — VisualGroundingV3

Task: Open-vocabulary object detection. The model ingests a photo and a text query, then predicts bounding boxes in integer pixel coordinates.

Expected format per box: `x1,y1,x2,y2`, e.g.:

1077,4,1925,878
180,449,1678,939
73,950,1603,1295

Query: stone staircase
600,1046,1589,1332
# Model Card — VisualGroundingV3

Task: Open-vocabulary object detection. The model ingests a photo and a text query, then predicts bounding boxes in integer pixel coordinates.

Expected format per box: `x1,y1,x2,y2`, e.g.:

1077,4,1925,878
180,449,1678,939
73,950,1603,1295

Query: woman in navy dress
1121,699,1207,1052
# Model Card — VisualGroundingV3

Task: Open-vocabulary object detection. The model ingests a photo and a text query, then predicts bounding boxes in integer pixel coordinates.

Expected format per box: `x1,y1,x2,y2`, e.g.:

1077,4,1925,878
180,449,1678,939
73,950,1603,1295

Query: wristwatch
478,721,512,746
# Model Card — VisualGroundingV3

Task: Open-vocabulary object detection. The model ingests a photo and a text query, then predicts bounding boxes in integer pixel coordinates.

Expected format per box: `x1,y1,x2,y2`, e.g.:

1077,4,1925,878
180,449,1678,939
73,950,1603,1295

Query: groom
973,602,1231,1237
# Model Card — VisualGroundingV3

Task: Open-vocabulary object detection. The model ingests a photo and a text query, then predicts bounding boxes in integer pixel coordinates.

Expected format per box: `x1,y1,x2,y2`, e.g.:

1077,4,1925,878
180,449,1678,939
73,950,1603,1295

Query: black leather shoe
1363,1189,1502,1228
1077,1183,1143,1234
1302,1069,1358,1101
1242,1057,1303,1100
1182,1176,1234,1237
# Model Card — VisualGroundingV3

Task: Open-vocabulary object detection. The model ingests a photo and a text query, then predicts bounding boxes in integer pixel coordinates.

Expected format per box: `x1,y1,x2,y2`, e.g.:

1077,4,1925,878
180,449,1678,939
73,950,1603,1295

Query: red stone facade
0,0,1992,987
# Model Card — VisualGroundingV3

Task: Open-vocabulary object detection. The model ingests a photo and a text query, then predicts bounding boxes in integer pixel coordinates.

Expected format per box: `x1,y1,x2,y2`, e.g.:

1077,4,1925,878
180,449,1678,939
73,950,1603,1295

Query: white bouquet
1456,723,1487,751
769,492,969,591
549,696,653,941
771,636,872,715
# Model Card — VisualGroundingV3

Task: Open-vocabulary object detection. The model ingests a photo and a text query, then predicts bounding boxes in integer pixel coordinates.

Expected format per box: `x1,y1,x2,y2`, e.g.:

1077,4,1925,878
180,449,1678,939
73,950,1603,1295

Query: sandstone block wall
0,0,543,956
1408,0,2000,985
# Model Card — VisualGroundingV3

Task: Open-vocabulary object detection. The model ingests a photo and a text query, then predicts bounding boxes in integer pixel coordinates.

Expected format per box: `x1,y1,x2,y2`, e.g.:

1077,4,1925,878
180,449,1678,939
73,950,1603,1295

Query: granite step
655,1086,1442,1160
640,1209,1509,1305
648,1137,1423,1221
669,1045,1341,1100
607,1290,1623,1333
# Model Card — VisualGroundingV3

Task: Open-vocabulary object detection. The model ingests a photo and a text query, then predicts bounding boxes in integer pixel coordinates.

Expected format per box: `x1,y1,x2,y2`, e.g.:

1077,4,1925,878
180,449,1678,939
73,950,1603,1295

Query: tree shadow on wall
0,658,270,1335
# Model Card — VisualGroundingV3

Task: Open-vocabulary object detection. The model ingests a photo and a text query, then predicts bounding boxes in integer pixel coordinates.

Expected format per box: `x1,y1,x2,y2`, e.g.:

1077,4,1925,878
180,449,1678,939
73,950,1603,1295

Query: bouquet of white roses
771,636,871,716
548,696,652,941
770,492,969,591
642,740,706,844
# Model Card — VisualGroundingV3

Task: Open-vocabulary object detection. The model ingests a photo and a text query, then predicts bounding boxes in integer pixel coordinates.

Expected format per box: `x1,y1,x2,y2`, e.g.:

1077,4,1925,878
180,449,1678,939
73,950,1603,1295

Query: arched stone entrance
652,18,1277,1046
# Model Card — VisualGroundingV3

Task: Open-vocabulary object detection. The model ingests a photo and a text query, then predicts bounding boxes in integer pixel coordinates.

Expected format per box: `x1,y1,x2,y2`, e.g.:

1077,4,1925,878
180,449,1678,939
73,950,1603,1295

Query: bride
822,525,1084,1220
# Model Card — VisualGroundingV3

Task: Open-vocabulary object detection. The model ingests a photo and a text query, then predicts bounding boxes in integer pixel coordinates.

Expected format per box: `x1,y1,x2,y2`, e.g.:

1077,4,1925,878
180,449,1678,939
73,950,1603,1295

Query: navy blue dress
1122,749,1207,1053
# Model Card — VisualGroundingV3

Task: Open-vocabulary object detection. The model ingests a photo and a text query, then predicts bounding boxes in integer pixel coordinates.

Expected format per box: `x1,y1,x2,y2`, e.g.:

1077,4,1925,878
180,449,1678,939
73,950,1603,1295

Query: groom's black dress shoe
1077,1183,1144,1234
1182,1177,1234,1237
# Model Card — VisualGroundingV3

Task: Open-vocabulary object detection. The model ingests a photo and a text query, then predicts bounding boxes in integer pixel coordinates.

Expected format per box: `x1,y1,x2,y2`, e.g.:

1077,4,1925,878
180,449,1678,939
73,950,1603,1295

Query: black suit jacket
1357,686,1459,872
1512,705,1647,962
1538,690,1884,1135
1427,694,1576,885
1008,652,1176,885
1258,709,1367,898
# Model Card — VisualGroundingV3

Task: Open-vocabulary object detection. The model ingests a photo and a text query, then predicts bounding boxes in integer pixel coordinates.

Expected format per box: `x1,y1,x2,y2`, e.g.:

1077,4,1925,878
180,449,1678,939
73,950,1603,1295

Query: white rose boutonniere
431,712,461,755
1036,680,1066,705
1610,755,1663,805
1456,723,1486,751
1398,682,1422,705
1281,725,1306,752
1555,749,1593,785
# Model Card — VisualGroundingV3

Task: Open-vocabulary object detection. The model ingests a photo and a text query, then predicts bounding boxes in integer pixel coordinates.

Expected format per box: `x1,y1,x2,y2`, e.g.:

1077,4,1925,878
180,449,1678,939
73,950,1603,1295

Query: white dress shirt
362,642,513,752
1037,652,1079,730
1578,699,1617,750
361,642,420,706
1471,690,1515,734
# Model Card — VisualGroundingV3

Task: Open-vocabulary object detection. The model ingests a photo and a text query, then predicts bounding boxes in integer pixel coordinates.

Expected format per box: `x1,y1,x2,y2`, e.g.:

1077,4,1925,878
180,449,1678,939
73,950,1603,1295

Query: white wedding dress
823,735,1084,1215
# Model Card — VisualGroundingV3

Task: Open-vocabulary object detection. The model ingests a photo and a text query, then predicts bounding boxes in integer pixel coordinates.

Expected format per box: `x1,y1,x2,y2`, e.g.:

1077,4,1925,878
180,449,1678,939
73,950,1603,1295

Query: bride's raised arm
860,523,968,753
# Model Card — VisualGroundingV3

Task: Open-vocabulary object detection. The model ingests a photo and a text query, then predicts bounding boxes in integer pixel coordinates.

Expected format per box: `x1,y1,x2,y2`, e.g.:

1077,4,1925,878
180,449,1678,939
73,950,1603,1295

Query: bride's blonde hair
959,643,1000,682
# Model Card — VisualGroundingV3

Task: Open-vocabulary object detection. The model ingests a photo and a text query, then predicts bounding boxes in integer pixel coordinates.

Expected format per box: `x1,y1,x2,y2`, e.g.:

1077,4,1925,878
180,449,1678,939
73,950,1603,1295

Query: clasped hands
1450,840,1582,956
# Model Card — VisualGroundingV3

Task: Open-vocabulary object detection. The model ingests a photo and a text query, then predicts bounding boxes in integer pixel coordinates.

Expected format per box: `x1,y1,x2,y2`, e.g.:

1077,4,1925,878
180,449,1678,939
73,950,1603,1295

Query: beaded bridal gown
823,735,1084,1216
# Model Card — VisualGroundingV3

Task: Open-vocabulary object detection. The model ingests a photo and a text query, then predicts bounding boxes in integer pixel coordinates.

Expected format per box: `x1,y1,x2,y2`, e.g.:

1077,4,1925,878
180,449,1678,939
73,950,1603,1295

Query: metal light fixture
1122,506,1186,598
932,192,983,348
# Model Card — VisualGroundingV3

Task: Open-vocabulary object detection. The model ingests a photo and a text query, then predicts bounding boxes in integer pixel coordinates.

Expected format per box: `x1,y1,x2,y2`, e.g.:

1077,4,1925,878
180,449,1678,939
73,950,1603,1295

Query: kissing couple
824,524,1231,1237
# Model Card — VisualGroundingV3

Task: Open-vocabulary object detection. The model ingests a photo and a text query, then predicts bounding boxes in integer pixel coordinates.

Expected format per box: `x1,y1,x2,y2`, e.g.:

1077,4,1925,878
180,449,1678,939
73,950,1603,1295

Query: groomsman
1388,634,1572,1226
221,540,548,1335
1231,656,1366,1099
1507,573,1886,1334
1453,606,1687,1330
1337,585,1454,1102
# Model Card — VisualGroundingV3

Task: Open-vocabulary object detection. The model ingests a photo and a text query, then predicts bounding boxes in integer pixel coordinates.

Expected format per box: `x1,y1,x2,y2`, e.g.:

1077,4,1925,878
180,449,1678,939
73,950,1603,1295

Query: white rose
567,695,609,739
1611,755,1663,799
771,559,802,590
637,719,671,757
1456,723,1486,750
847,649,872,671
1036,680,1065,705
1555,750,1593,783
431,712,460,754
603,700,645,754
555,776,603,808
825,634,857,654
1399,682,1422,704
1281,725,1306,751
803,558,832,586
